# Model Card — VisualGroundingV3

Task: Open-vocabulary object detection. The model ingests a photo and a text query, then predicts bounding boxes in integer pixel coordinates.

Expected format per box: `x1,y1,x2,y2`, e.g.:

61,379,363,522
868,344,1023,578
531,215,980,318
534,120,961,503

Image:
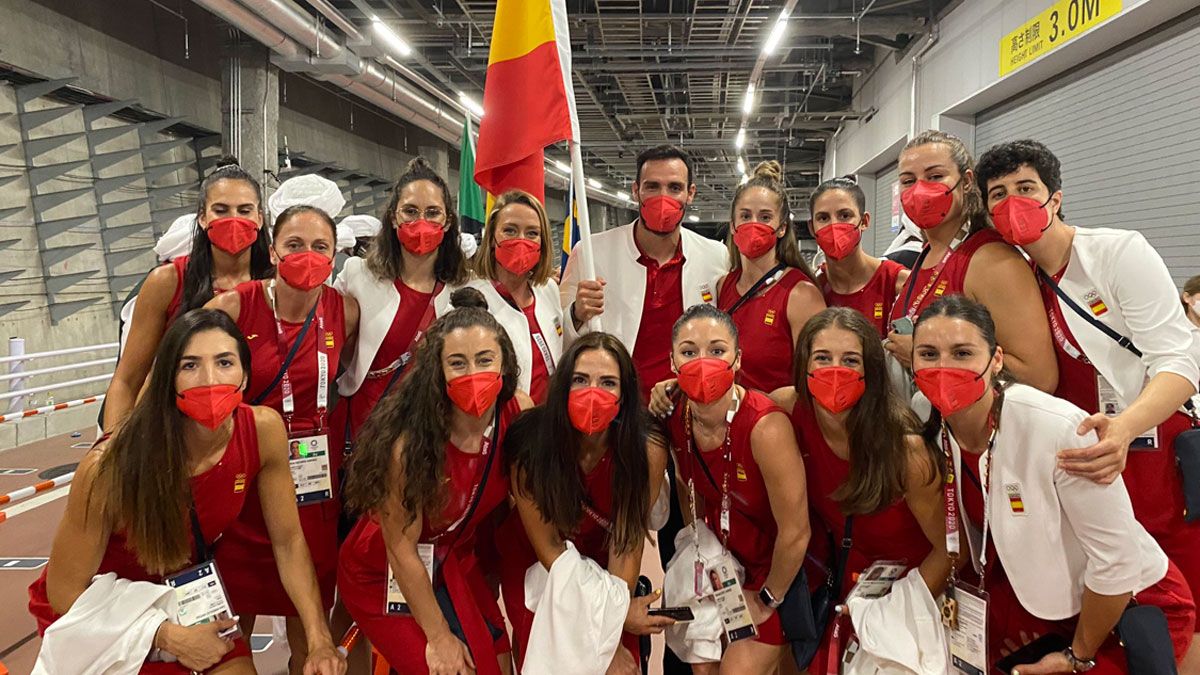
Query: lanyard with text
493,281,556,372
268,281,329,433
437,406,501,541
725,263,786,316
900,225,971,319
683,389,740,596
941,420,997,587
1046,298,1089,364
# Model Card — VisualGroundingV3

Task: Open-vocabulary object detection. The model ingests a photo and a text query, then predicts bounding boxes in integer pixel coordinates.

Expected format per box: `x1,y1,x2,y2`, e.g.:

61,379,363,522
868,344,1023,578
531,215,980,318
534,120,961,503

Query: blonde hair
727,160,812,277
903,130,985,232
475,189,554,286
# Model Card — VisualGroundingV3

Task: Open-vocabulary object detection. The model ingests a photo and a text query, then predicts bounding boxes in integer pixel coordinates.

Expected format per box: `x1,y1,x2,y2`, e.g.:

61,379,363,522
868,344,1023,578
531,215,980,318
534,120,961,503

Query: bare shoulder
514,390,535,411
903,433,939,491
139,263,181,308
252,405,287,462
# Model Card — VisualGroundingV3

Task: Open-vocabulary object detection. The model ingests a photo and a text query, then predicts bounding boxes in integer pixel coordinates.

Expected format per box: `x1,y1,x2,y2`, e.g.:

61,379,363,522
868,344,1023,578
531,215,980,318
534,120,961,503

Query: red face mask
901,179,959,230
914,363,990,416
446,371,504,417
495,238,541,276
676,357,735,404
176,384,242,429
396,219,445,255
990,194,1052,246
206,217,259,255
277,251,333,291
567,387,620,435
814,222,862,260
806,366,866,414
732,222,777,259
639,195,686,234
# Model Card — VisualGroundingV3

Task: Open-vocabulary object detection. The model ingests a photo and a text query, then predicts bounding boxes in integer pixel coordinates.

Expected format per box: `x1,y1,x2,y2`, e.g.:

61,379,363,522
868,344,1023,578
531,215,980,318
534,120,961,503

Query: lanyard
1046,297,1090,364
493,281,557,373
368,282,444,380
188,498,209,563
582,501,612,532
900,225,971,319
941,419,997,587
268,281,328,432
437,407,501,539
725,263,786,315
684,389,740,552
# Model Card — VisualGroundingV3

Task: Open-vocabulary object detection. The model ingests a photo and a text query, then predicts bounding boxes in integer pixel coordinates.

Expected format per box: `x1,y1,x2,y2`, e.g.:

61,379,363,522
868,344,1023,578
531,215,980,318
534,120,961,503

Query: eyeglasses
399,206,446,222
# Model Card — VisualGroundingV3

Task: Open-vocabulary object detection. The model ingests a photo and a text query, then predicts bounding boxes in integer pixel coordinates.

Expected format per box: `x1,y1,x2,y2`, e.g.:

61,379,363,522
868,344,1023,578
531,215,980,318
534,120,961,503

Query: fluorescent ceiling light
615,191,630,201
763,11,789,55
687,215,700,223
553,160,571,173
457,91,484,117
735,128,746,149
372,19,413,57
736,156,746,173
588,178,603,189
742,83,756,114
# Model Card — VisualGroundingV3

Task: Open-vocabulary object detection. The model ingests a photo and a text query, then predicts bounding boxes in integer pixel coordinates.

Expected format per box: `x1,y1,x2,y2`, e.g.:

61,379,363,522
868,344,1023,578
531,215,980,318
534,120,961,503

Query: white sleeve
1111,233,1200,393
559,243,589,346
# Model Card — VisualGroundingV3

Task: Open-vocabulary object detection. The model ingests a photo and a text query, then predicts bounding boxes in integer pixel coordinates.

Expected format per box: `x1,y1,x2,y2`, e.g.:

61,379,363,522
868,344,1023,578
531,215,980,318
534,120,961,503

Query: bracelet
1064,647,1096,673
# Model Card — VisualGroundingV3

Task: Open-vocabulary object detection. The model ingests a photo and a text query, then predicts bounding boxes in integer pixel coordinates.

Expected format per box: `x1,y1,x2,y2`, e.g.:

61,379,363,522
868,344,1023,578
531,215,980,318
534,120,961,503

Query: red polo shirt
631,234,685,402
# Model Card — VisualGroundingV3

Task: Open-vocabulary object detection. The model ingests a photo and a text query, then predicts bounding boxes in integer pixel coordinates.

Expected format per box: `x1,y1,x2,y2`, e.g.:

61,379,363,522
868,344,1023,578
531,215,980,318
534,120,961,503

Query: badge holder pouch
288,431,333,505
167,505,240,640
946,581,989,675
708,555,757,644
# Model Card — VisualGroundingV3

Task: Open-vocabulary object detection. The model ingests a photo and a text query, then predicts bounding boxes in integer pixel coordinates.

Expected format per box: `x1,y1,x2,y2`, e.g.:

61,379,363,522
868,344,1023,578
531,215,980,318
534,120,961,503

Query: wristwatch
1064,647,1097,673
758,586,783,610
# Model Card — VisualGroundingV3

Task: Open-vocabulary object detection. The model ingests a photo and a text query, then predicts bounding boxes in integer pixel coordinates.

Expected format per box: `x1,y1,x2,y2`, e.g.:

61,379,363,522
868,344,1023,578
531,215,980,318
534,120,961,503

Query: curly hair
342,287,519,523
975,139,1065,219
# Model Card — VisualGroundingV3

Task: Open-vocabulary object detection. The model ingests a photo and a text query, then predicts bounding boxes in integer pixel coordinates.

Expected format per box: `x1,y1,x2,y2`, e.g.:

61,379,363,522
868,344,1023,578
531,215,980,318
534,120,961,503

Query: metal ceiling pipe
191,0,306,59
301,0,363,40
237,0,345,59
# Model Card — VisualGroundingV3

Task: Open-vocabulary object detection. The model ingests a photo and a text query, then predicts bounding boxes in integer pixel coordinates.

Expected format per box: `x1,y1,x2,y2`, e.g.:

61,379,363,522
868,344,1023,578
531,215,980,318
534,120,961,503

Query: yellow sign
999,0,1122,76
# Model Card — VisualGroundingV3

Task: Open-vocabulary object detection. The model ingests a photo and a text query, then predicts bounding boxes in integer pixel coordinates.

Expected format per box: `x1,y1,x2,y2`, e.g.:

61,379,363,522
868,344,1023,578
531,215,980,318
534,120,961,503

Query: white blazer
559,222,729,349
466,278,564,395
1055,227,1200,407
948,384,1168,621
333,256,454,396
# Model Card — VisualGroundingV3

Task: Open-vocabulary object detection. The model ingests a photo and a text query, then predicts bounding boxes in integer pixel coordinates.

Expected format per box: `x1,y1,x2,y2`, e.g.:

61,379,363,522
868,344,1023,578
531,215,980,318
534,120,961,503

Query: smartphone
648,606,695,622
993,634,1070,673
890,317,914,335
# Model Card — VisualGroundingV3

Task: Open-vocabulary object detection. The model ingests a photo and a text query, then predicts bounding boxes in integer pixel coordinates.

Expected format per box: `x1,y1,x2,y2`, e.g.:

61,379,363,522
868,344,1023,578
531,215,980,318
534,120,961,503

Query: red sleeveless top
235,281,346,435
717,267,812,393
350,280,436,435
1037,267,1100,413
666,389,785,588
791,402,931,595
821,259,906,339
28,404,262,633
889,228,1006,322
164,255,189,321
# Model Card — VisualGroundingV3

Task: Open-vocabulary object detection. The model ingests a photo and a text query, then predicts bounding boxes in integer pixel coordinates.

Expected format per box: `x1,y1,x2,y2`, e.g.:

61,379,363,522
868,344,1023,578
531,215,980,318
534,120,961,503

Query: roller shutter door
975,16,1200,283
871,163,900,257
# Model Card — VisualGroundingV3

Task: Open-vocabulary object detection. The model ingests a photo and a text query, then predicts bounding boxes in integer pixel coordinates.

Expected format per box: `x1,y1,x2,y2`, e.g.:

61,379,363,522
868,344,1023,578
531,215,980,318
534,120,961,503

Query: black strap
1037,269,1143,358
725,263,787,315
827,516,854,594
898,245,933,313
448,405,502,547
189,499,209,563
689,439,721,493
250,300,319,406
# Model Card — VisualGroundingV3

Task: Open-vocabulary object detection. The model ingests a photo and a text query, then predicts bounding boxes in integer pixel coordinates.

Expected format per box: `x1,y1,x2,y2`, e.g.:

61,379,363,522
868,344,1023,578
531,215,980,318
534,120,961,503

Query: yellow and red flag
475,0,577,204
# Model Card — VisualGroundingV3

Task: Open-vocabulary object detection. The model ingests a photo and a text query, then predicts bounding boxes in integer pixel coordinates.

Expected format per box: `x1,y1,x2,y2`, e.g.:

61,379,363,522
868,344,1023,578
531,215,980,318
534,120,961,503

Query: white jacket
33,573,176,675
1054,227,1200,406
559,223,729,349
465,278,564,395
948,384,1168,621
844,568,948,675
522,542,630,675
662,522,742,664
333,256,454,396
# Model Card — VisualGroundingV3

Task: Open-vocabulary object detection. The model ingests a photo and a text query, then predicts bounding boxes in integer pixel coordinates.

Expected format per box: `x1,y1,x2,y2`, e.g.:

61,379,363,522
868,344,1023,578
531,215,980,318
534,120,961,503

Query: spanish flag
475,0,577,204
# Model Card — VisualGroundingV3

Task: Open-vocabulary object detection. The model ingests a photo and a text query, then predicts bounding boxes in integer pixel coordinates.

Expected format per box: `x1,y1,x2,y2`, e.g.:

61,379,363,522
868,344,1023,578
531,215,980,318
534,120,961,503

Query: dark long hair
914,295,1011,446
93,309,252,575
506,332,655,555
365,157,468,285
343,287,518,522
183,156,273,312
794,307,931,514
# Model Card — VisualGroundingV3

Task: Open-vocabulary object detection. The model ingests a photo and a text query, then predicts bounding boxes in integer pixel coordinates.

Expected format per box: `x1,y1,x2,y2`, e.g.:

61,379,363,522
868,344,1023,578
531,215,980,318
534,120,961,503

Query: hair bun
449,287,487,310
752,160,783,182
405,156,433,173
214,154,240,169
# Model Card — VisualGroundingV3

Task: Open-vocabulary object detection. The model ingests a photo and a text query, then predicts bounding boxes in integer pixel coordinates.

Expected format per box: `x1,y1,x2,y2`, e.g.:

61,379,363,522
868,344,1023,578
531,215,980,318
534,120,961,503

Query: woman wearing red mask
30,310,344,675
103,156,274,431
338,288,533,675
912,295,1194,674
884,130,1057,394
976,141,1200,656
714,160,825,393
662,303,810,674
333,157,470,443
205,205,359,671
470,190,571,404
766,307,947,666
808,178,909,339
495,332,673,672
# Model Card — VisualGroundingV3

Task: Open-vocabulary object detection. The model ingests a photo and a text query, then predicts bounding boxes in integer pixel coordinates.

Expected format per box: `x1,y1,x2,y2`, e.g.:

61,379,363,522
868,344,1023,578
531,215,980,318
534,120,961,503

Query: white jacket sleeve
1111,232,1200,393
522,542,630,675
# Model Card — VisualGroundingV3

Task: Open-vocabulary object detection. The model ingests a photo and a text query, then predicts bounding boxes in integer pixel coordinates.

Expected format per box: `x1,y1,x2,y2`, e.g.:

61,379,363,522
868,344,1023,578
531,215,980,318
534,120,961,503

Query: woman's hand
157,619,237,672
884,331,914,369
1009,649,1073,675
1057,413,1130,484
623,589,676,635
425,630,475,675
648,379,678,418
303,642,347,675
573,278,607,325
605,645,639,675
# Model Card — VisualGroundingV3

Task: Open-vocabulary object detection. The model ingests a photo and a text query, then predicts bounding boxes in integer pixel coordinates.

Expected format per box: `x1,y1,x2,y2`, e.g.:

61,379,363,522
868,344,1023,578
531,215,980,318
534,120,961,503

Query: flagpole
568,139,596,282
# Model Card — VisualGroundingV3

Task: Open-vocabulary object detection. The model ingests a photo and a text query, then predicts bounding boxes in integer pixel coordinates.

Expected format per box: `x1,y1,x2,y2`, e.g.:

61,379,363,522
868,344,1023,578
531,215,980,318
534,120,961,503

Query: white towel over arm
845,568,949,675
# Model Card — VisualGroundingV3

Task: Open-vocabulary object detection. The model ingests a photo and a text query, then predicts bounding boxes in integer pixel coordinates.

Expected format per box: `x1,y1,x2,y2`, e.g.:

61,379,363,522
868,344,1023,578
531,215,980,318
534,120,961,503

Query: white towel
662,522,743,664
845,568,949,674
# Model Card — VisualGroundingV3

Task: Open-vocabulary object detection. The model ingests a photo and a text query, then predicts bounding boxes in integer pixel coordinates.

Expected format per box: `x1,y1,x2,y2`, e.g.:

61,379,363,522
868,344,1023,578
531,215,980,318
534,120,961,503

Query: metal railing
2,337,117,416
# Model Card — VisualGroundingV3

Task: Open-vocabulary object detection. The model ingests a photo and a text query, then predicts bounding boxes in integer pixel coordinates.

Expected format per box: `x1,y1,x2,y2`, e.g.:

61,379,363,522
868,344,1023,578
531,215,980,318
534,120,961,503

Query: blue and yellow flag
560,181,580,278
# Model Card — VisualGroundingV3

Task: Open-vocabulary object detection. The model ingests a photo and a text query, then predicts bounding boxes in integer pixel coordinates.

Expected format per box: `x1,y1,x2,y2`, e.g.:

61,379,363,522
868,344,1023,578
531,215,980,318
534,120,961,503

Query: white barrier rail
0,394,105,424
0,374,113,402
0,357,117,383
4,338,118,412
0,342,118,365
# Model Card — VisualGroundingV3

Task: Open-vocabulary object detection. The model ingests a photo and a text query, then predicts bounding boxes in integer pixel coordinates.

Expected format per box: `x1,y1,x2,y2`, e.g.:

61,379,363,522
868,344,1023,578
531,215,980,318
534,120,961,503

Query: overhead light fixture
763,10,789,55
742,83,756,115
588,178,603,189
615,190,630,201
736,156,746,174
687,215,700,223
553,160,571,173
457,91,485,117
372,18,413,57
735,128,746,149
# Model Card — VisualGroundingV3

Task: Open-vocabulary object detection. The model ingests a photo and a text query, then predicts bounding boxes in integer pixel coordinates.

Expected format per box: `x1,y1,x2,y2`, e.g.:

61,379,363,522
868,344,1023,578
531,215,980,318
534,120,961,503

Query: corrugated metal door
975,17,1200,283
871,163,900,257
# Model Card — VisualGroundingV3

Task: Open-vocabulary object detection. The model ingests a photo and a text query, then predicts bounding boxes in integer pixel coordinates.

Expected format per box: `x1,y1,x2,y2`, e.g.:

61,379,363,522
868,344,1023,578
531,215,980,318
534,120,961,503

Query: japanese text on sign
999,0,1122,76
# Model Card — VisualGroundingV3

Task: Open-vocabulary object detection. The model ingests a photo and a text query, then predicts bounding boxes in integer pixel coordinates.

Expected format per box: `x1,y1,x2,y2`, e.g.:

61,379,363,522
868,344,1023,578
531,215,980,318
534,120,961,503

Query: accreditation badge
385,543,435,614
287,432,333,504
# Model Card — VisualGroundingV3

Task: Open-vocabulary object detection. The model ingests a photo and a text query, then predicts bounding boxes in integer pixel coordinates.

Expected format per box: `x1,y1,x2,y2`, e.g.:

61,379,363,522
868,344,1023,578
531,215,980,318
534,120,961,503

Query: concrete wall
825,0,1198,177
